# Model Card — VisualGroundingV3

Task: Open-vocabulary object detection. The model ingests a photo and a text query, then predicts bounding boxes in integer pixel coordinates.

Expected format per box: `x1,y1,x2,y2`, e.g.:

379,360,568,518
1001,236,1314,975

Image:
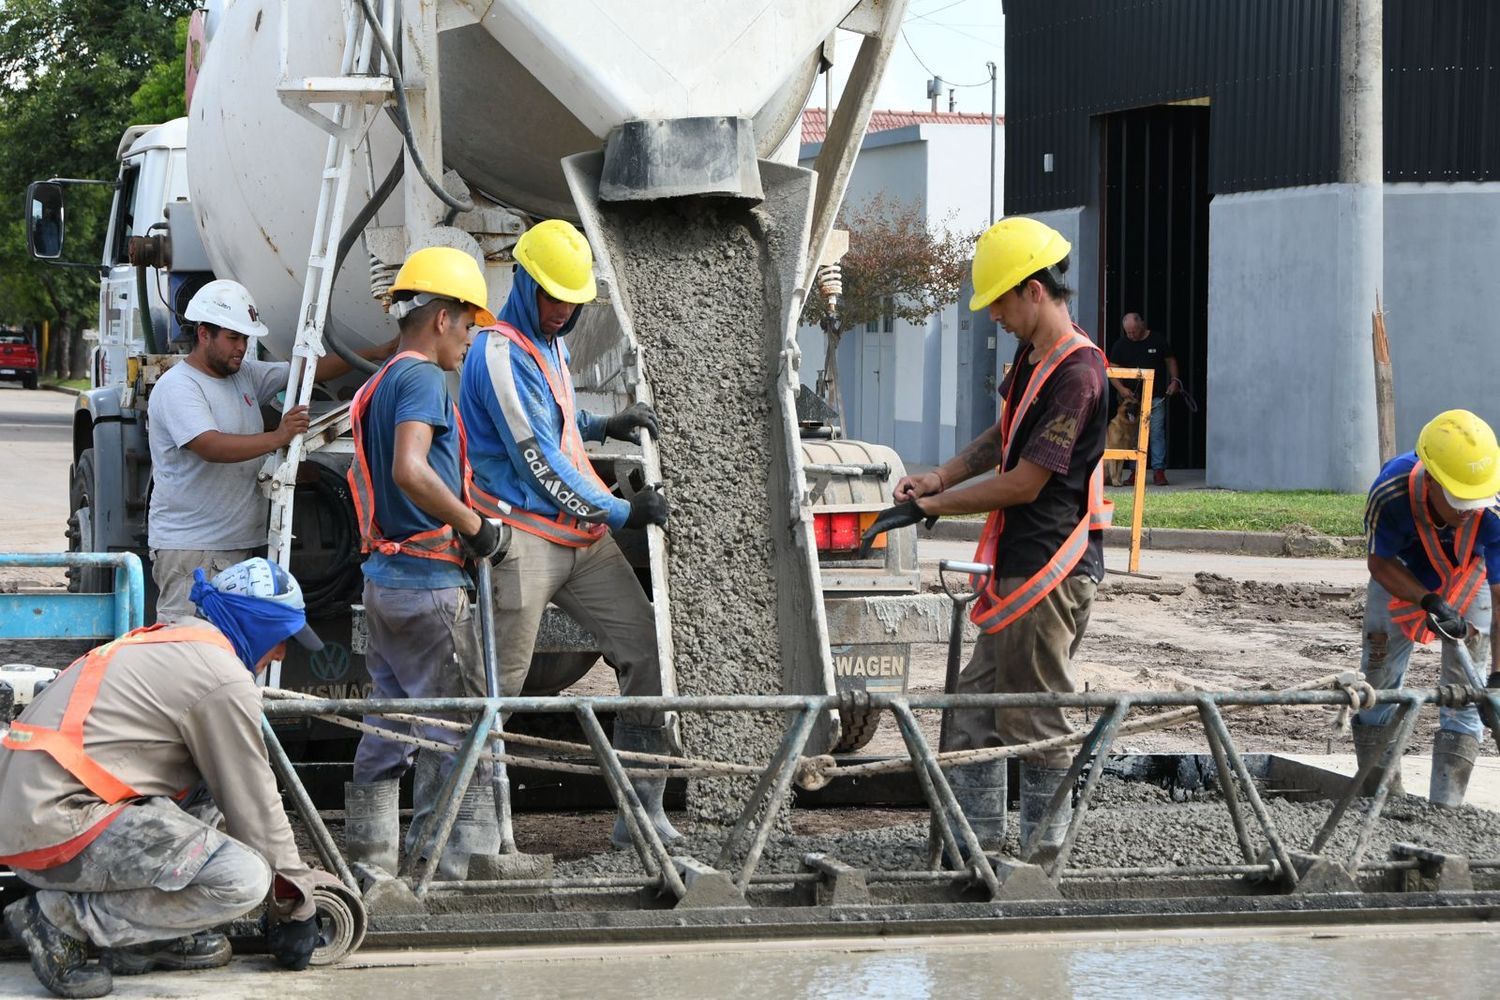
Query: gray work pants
11,797,271,948
945,575,1097,769
491,531,662,723
150,548,253,623
353,582,488,785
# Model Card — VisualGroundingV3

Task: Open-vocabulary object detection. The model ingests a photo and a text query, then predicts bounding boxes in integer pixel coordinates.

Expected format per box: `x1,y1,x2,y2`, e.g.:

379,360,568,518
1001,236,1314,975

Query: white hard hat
184,279,269,338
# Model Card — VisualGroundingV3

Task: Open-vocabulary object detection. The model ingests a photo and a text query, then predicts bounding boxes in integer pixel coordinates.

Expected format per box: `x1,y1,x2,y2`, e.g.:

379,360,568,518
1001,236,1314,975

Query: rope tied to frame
1331,671,1379,734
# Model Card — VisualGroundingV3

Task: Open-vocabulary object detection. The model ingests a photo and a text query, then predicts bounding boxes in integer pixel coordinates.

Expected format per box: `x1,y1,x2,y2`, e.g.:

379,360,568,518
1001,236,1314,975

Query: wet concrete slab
4,921,1496,999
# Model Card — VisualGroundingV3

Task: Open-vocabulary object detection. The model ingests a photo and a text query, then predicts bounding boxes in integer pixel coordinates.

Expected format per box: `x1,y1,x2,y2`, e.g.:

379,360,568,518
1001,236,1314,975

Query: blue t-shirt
1365,451,1500,591
359,357,467,590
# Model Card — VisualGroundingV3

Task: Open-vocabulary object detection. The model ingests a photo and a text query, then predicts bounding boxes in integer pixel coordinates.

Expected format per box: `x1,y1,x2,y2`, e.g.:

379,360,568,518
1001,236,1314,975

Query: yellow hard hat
390,246,497,327
969,217,1071,311
514,220,597,304
1417,409,1500,507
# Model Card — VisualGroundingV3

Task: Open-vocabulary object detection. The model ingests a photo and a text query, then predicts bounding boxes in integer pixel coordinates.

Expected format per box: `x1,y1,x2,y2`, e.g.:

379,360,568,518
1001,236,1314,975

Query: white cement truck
26,0,947,754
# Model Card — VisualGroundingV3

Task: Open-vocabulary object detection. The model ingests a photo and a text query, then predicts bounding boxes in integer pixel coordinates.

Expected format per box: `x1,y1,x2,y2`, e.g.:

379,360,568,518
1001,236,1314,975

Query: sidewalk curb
41,383,82,397
921,519,1363,558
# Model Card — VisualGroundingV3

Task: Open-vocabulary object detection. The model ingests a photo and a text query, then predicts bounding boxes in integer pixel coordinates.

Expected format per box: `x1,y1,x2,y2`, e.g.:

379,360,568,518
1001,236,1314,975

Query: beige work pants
150,548,254,623
491,530,662,722
944,575,1097,769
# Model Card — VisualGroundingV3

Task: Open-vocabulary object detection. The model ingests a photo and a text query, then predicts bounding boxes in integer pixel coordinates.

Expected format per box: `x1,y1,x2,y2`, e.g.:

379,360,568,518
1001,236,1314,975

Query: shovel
928,559,991,868
474,547,517,853
1434,616,1500,754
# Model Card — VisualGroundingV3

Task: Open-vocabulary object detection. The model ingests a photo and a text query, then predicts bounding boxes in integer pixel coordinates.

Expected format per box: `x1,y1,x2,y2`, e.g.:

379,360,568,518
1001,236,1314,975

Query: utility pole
1336,0,1383,490
987,61,997,224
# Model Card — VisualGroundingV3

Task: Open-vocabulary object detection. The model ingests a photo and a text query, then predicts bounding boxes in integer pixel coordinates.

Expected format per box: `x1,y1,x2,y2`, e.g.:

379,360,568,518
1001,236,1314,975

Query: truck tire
22,373,37,391
65,449,111,594
833,705,883,753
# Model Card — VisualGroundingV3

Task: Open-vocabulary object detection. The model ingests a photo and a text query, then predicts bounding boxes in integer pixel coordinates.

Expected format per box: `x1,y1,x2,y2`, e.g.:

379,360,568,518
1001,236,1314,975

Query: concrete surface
1288,752,1500,814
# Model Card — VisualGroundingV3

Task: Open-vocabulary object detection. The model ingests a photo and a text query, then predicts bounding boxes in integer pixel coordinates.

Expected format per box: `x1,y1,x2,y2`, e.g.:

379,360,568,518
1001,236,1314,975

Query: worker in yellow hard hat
343,245,510,881
858,217,1109,863
1356,409,1500,808
457,220,679,851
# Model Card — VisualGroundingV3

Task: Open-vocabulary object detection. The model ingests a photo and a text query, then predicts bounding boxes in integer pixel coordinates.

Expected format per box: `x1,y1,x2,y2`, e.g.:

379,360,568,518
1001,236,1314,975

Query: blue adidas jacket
458,267,629,530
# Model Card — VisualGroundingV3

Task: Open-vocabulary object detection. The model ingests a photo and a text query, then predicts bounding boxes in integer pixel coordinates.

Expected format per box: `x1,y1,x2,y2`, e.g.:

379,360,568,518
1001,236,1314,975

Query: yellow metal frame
1103,366,1155,573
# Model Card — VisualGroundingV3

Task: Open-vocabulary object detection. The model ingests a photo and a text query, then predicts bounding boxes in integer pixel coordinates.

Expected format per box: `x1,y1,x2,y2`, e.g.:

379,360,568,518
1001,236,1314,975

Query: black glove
1420,592,1467,640
605,402,660,444
266,913,320,971
625,489,670,529
1486,671,1500,689
460,517,509,565
858,500,938,558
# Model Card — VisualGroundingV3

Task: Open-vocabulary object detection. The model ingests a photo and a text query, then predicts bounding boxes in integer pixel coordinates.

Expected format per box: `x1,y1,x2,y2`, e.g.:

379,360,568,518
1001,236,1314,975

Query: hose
319,154,406,376
354,0,473,215
135,264,159,353
293,461,365,617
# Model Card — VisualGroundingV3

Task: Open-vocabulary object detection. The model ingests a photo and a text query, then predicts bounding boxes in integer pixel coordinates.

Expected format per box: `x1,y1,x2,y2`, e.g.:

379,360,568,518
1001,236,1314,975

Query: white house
796,108,1003,467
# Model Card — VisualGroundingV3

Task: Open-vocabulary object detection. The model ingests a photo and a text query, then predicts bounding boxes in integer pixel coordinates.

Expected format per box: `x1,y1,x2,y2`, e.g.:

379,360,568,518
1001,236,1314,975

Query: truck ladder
261,0,394,684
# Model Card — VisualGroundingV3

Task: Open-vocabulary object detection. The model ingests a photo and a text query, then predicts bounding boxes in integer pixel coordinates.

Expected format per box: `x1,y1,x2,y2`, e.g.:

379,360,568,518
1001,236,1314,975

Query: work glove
263,871,337,971
460,517,510,565
625,488,670,529
858,500,938,558
1420,593,1467,641
604,402,660,445
266,914,320,971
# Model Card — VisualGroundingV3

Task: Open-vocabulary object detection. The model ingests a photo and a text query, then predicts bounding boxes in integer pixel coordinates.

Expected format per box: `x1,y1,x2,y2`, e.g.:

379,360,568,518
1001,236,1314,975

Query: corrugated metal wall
1005,0,1500,212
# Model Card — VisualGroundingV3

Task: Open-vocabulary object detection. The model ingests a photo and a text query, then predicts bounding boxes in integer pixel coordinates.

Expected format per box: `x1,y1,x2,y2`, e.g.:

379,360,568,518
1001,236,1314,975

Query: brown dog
1105,397,1141,486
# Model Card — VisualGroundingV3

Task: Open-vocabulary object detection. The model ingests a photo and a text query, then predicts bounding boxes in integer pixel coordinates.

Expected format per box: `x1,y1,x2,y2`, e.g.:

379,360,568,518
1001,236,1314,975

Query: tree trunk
820,319,846,434
50,317,70,380
1372,293,1396,463
68,323,89,381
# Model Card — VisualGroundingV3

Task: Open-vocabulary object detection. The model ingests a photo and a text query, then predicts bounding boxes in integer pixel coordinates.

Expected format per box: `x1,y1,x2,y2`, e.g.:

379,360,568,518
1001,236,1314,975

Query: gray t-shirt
147,357,290,550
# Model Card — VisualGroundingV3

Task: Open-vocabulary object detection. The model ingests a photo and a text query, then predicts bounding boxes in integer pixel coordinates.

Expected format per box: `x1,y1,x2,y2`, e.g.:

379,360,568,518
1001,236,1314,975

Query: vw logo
309,643,350,683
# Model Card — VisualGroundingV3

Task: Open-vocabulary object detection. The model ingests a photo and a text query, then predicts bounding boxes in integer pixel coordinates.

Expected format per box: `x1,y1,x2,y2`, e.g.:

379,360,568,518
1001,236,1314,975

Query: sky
805,0,1005,115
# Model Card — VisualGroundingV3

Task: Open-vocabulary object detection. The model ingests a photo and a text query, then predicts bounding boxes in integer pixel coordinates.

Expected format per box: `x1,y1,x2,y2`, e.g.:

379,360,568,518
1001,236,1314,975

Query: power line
906,0,977,24
900,28,993,88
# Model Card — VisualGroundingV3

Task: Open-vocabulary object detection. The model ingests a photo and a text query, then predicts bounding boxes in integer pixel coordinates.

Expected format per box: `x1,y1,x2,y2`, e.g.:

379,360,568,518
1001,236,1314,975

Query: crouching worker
0,558,339,998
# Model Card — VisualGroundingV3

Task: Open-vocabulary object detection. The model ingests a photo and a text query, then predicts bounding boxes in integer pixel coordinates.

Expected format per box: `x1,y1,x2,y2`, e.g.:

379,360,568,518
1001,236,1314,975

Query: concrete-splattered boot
942,759,1007,862
103,931,232,975
4,897,112,999
1351,722,1405,796
1429,730,1480,808
1019,763,1074,864
408,751,501,879
343,780,400,872
610,722,684,850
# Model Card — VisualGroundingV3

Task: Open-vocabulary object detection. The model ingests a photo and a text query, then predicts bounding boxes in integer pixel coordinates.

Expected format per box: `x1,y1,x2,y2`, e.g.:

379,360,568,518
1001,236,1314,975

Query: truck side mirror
26,182,65,260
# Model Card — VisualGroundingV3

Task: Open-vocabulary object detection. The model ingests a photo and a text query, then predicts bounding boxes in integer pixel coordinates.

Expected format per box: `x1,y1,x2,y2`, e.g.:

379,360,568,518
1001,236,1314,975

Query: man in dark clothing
859,217,1108,862
1108,312,1179,485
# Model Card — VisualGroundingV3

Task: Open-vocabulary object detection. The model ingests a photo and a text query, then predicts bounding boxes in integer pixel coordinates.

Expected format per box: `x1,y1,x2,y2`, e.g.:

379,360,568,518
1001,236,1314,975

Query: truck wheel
833,705,883,753
65,449,110,593
22,374,37,391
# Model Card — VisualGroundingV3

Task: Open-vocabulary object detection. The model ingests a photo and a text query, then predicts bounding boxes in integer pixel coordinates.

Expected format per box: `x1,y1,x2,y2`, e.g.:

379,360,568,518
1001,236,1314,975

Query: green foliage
0,2,194,328
1105,489,1367,537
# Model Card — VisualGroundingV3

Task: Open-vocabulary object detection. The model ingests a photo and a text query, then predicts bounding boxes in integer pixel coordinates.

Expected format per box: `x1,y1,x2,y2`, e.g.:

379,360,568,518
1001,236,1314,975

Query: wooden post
1372,292,1396,463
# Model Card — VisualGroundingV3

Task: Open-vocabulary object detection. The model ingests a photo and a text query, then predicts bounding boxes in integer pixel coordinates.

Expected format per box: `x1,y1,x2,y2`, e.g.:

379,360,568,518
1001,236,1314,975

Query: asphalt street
0,386,75,586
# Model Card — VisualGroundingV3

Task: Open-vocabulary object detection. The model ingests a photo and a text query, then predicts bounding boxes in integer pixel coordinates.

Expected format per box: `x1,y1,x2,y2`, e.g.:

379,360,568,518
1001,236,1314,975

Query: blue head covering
190,565,320,674
498,265,582,341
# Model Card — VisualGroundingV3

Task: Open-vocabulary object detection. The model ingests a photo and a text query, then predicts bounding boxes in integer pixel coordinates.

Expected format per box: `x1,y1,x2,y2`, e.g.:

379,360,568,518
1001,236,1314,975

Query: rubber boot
4,896,112,999
939,759,1006,867
610,722,684,850
1350,722,1405,797
1019,763,1074,864
103,931,232,975
408,751,502,880
343,780,400,873
1428,730,1480,808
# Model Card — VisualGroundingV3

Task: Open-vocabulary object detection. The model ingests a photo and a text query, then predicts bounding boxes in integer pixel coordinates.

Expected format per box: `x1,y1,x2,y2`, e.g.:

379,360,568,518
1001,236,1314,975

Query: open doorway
1099,104,1211,469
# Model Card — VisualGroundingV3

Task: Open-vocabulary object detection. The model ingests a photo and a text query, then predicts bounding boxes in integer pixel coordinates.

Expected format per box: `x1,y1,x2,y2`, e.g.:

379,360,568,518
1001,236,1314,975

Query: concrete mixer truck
24,0,950,759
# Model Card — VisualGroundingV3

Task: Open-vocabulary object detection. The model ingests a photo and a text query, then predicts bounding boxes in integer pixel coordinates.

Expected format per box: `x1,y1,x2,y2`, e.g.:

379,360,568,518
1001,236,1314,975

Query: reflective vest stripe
2,626,233,806
1388,462,1486,644
481,323,609,549
347,351,471,565
971,328,1108,635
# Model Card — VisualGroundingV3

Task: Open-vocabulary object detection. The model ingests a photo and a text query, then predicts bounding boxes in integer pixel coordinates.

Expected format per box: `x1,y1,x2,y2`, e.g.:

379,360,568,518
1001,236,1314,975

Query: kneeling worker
458,220,675,849
861,218,1108,861
345,246,509,880
1357,409,1500,806
0,559,337,998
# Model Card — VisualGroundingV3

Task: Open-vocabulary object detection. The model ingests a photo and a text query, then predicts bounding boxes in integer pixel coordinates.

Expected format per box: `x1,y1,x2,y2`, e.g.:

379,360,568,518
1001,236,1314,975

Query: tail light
813,511,887,554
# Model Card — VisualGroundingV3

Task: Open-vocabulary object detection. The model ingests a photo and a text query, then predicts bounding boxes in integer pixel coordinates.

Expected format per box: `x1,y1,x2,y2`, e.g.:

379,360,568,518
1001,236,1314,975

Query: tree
0,2,193,362
801,196,975,427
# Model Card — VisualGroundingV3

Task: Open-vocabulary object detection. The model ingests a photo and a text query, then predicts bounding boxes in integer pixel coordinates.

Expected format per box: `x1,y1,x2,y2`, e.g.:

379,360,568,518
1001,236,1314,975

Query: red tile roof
800,107,1002,145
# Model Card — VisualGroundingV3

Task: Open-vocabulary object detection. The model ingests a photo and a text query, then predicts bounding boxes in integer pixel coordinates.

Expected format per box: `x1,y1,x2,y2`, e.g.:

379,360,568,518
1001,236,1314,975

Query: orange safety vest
1388,461,1488,643
348,350,473,566
970,327,1112,634
471,322,610,548
0,625,233,869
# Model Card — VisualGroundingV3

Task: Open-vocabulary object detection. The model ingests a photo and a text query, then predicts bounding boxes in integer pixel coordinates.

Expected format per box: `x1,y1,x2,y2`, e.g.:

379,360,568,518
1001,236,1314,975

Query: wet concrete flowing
600,199,789,827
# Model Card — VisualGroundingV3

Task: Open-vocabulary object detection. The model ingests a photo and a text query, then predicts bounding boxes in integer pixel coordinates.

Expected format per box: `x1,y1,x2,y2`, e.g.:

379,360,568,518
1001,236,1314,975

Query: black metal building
1001,0,1500,468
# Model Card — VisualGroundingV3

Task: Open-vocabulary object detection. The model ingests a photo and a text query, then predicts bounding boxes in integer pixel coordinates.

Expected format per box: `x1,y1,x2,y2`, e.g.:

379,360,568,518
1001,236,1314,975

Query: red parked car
0,334,39,390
